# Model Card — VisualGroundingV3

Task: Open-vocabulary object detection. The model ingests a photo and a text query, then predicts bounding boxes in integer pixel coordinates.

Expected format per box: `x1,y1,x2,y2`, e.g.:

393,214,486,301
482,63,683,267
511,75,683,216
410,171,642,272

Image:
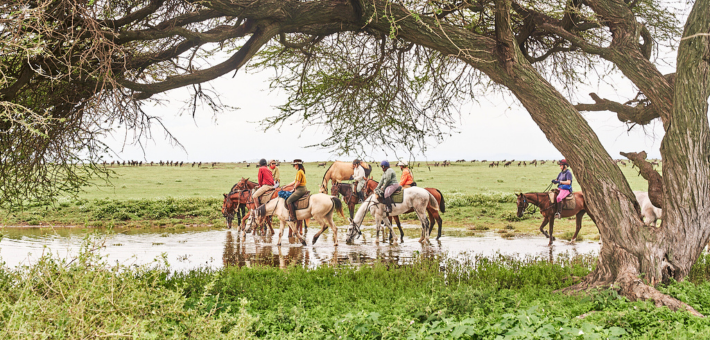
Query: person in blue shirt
551,159,573,218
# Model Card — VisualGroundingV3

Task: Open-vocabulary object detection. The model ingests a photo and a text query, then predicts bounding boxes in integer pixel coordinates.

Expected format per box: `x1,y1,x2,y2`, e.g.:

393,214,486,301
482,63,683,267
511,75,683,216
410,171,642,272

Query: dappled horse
331,181,446,242
515,191,592,246
247,194,345,246
347,187,439,244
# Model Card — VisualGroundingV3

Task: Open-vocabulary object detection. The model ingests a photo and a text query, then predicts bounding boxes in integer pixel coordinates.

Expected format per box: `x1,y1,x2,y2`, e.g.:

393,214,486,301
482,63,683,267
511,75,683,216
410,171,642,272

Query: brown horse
319,161,371,193
223,178,308,236
515,191,592,245
331,181,446,242
329,179,379,219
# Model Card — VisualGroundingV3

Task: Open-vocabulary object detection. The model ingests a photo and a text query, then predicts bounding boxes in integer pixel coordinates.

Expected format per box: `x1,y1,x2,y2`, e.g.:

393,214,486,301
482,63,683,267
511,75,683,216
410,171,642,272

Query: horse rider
269,159,280,187
252,158,275,204
285,159,307,221
551,159,573,218
374,160,398,213
351,159,366,203
397,160,414,188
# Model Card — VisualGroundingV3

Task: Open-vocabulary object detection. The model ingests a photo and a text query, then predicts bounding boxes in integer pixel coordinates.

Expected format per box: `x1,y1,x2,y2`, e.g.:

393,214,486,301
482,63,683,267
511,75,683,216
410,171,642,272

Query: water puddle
0,226,599,271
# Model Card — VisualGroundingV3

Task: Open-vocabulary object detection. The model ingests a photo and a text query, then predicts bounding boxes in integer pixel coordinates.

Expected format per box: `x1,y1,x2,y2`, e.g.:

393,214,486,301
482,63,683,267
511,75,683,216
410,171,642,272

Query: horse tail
435,188,446,213
428,193,439,211
331,197,345,219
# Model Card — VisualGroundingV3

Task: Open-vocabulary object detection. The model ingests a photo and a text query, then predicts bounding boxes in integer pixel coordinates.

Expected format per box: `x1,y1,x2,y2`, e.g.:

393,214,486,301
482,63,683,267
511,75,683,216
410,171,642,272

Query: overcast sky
103,17,682,164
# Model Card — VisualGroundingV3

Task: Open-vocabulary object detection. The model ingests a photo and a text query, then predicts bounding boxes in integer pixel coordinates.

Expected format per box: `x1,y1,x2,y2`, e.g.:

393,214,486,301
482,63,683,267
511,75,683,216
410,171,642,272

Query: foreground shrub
0,238,255,339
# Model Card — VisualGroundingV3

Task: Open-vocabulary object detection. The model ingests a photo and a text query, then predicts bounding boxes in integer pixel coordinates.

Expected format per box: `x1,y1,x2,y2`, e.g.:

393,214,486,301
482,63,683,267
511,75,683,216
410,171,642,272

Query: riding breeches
556,189,571,203
252,185,274,202
356,179,365,192
286,186,308,205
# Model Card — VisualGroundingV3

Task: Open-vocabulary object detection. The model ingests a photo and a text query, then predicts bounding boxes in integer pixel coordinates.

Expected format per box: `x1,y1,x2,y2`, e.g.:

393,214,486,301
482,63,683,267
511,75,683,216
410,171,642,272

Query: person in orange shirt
397,160,414,188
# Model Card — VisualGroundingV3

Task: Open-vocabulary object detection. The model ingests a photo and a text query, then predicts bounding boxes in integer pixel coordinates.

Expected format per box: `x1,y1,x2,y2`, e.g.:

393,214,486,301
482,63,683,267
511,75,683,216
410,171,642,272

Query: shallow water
0,225,599,271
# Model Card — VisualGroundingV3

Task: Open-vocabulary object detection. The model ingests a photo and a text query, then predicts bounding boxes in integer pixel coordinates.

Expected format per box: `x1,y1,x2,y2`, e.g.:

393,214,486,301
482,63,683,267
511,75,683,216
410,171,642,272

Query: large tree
2,0,709,312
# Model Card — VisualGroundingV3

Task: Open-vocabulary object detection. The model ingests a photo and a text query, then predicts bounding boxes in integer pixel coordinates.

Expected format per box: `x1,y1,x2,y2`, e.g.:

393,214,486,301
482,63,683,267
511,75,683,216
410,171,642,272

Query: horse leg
277,220,286,246
539,217,550,238
434,211,443,240
548,217,555,246
415,209,429,243
393,216,404,243
572,211,585,242
312,219,328,245
374,215,381,244
268,217,275,235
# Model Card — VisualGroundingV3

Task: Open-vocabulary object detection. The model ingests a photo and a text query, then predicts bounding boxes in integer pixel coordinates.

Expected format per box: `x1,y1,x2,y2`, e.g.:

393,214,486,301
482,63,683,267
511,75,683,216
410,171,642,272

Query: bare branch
575,93,659,125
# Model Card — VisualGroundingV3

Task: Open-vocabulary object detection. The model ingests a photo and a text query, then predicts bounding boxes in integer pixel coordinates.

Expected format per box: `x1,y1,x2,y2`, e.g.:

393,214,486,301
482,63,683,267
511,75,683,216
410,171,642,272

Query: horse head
515,193,529,218
346,217,361,244
319,184,329,194
222,193,235,228
330,183,340,197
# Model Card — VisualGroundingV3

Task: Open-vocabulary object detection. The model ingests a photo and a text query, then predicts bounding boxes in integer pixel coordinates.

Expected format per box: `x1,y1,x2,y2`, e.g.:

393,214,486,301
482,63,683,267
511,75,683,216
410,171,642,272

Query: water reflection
0,226,600,271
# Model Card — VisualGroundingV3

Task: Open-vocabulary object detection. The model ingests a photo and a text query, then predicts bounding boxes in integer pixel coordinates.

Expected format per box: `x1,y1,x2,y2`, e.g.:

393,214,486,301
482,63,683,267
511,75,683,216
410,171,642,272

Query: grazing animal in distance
634,191,663,227
318,162,327,167
504,161,512,167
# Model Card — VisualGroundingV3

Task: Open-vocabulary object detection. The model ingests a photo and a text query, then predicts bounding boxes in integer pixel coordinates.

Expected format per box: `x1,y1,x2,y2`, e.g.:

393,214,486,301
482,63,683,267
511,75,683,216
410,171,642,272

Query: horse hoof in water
312,235,320,244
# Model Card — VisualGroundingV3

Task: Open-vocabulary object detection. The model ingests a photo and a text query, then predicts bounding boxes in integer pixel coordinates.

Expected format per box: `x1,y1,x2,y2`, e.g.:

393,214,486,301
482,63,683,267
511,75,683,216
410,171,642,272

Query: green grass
0,162,653,240
2,238,709,339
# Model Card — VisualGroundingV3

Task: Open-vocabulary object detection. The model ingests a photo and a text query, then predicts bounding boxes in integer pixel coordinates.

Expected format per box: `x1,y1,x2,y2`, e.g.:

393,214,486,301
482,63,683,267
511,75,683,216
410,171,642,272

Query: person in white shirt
352,159,366,203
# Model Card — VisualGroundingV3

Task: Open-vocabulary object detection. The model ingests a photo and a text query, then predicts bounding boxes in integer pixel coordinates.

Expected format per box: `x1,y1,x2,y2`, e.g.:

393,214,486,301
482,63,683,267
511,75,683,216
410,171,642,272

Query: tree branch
495,0,516,74
119,23,279,99
621,151,663,209
575,93,659,125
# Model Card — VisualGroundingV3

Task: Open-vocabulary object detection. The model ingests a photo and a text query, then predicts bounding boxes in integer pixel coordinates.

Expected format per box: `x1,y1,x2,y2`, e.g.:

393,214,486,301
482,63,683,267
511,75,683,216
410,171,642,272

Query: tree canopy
2,0,710,311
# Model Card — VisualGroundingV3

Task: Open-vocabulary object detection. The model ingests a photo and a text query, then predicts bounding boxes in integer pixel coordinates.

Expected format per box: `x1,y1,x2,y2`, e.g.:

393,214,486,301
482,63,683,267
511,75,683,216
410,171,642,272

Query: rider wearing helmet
374,160,398,212
252,158,275,204
551,159,573,218
352,159,366,203
397,160,414,188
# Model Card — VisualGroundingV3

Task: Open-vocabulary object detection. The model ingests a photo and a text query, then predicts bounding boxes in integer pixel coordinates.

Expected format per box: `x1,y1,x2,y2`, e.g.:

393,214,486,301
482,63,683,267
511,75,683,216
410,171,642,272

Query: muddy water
0,226,599,271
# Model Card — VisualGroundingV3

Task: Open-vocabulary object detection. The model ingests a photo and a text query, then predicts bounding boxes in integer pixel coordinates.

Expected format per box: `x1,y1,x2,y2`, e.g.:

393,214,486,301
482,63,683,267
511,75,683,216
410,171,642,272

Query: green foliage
447,192,516,208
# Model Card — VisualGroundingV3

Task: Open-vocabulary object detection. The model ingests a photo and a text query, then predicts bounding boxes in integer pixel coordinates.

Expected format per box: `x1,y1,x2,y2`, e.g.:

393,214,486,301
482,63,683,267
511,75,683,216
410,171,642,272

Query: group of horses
221,160,661,247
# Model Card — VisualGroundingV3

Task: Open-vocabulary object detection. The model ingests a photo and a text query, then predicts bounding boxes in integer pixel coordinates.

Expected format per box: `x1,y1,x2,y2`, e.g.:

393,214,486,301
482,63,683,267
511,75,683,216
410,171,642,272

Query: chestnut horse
331,181,446,242
222,178,307,236
515,191,592,245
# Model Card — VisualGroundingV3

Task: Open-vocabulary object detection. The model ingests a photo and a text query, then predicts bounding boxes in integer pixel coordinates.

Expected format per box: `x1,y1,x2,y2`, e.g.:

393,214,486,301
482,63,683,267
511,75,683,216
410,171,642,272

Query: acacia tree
2,0,709,312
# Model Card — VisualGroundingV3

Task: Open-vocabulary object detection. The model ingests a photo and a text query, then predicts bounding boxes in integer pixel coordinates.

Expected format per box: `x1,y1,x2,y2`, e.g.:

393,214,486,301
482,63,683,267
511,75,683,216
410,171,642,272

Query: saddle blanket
391,189,404,204
295,192,310,210
548,191,576,210
258,189,276,205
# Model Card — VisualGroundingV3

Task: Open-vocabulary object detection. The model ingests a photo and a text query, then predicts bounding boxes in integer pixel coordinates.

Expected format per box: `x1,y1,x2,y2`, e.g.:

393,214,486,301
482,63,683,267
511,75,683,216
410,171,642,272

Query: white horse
246,193,345,246
634,191,663,227
347,187,439,243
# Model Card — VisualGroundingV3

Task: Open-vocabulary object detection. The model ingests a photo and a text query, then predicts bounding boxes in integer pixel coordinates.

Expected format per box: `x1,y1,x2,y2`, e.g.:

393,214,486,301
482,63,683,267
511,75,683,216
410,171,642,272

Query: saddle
548,191,576,210
258,189,276,205
294,191,311,210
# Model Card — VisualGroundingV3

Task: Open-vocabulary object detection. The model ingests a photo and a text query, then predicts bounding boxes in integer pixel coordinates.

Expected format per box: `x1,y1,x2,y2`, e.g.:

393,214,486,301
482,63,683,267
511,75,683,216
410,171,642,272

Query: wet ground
0,225,600,271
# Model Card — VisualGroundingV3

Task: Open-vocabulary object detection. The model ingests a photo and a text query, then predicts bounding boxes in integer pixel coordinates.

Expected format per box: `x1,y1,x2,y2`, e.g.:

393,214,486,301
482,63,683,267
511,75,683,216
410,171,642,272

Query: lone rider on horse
552,159,573,218
374,160,398,213
252,158,275,204
352,159,367,203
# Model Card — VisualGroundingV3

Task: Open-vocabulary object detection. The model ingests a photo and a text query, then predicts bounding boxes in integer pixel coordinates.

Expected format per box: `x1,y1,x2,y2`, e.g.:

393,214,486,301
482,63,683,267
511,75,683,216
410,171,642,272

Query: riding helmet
291,159,303,165
380,160,390,167
558,159,569,166
353,159,361,165
259,158,267,166
396,160,408,167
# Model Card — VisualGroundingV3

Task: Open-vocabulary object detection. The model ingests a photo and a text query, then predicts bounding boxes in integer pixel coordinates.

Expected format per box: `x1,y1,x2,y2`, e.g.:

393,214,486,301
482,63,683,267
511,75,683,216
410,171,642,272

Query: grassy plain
2,161,654,241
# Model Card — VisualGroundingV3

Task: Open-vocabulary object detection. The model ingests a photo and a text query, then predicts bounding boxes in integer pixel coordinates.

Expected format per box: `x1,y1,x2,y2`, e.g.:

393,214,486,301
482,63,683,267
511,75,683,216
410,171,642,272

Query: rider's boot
287,203,297,222
555,201,562,219
384,197,393,213
357,191,364,203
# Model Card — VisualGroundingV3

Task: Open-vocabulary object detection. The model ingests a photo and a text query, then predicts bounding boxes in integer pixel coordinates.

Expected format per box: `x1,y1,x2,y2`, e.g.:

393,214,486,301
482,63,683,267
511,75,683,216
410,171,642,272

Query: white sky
103,16,685,164
103,67,669,163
